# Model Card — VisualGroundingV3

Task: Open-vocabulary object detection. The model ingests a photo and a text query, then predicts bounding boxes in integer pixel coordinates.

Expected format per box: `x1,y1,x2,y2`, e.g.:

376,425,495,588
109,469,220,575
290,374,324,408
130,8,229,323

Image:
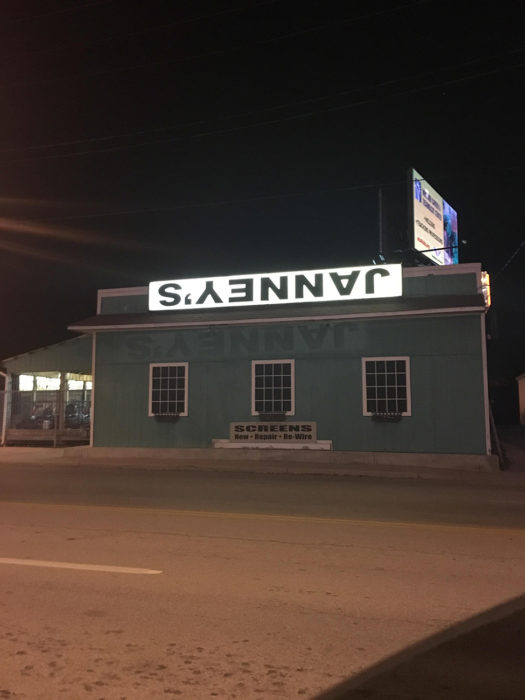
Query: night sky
1,0,524,417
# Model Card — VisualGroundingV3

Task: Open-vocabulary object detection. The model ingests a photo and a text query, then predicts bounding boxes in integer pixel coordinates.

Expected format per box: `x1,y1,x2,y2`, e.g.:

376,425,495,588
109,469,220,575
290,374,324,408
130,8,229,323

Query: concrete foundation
0,445,500,476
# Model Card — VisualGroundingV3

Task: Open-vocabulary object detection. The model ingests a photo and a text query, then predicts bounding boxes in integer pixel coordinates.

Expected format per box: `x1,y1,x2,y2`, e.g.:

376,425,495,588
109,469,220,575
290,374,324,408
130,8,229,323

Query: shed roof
2,335,92,374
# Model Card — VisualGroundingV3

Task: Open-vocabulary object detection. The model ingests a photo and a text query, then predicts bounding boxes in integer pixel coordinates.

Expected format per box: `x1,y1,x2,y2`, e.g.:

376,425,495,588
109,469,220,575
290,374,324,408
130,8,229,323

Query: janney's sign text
149,264,402,311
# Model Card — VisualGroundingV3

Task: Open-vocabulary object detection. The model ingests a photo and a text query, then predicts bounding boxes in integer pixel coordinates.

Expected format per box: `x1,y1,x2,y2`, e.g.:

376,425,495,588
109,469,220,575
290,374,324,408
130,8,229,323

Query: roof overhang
69,294,486,333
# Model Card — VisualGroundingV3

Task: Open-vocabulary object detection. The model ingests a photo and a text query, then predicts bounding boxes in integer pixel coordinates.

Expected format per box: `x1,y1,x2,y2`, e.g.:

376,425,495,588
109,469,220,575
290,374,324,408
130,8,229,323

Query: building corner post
0,371,10,447
480,313,491,456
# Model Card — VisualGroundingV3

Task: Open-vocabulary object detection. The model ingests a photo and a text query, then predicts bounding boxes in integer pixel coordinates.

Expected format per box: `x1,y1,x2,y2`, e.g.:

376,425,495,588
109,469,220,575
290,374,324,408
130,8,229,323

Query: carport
1,336,92,446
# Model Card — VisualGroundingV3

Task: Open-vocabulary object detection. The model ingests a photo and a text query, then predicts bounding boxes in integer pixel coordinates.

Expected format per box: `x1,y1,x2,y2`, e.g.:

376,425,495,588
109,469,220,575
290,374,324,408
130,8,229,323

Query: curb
1,448,524,486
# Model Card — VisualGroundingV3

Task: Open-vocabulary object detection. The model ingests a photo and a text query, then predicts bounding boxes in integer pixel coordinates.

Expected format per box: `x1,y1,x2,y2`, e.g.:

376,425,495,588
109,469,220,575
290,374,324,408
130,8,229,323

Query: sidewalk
1,444,524,486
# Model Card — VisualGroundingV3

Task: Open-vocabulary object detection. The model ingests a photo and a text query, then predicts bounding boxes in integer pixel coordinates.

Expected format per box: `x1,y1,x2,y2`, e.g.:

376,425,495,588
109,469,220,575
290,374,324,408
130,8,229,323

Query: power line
2,0,281,61
4,58,524,167
16,165,524,223
493,240,525,280
1,0,430,89
4,43,523,157
3,0,118,26
20,181,389,222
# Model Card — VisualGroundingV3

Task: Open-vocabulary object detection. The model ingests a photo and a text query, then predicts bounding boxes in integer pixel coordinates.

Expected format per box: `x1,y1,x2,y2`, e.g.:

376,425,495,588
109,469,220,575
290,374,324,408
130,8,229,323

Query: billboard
411,169,458,265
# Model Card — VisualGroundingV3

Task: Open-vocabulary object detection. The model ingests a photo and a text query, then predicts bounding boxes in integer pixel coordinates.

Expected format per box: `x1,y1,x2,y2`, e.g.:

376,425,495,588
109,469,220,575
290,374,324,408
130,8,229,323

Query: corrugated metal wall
92,314,487,454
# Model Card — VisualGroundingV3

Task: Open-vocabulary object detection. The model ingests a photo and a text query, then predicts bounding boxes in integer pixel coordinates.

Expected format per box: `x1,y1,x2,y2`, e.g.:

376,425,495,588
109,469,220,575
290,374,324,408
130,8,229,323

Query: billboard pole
378,187,384,256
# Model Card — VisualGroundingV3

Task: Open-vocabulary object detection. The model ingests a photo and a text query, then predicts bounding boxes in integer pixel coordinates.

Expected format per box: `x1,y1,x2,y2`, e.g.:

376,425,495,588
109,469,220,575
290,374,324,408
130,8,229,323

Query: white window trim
149,362,189,417
361,356,411,417
251,359,295,416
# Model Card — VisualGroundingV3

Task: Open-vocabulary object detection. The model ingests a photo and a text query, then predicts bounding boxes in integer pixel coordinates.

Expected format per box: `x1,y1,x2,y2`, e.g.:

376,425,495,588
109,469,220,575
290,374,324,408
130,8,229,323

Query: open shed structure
1,336,92,446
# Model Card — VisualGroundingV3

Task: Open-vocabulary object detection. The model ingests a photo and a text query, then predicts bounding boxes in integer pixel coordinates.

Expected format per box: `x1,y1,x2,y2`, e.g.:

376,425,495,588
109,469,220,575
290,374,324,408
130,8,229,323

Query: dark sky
1,0,524,398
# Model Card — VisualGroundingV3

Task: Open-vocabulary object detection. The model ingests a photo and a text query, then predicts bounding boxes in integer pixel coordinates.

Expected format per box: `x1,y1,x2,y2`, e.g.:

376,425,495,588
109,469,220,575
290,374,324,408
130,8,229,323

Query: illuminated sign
230,422,317,442
481,271,491,308
149,264,402,311
411,169,459,265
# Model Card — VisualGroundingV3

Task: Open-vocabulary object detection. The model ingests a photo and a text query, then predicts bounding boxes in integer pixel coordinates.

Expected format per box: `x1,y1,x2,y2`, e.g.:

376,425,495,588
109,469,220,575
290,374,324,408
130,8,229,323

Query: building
1,261,494,469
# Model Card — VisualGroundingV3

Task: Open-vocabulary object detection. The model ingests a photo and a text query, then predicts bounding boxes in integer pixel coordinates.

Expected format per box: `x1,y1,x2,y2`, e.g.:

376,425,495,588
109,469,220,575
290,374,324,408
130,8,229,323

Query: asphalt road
1,466,524,699
1,464,525,529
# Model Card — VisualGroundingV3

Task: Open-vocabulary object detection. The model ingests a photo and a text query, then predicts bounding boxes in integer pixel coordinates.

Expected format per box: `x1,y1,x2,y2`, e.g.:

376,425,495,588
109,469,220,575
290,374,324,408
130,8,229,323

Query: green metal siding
3,336,92,374
100,294,149,315
93,314,487,454
403,273,478,297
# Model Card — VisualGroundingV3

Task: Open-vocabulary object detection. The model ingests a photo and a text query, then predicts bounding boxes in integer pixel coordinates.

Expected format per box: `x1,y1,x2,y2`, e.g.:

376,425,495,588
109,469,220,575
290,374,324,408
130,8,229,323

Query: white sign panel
149,263,402,311
412,169,458,265
230,422,317,442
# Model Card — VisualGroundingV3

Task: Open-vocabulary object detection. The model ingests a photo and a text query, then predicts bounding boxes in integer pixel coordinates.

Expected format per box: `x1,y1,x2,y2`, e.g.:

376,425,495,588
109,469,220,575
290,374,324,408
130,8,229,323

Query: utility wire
1,0,281,60
19,180,397,223
3,0,118,25
16,165,524,223
4,59,524,167
1,0,430,89
493,240,525,280
2,43,522,158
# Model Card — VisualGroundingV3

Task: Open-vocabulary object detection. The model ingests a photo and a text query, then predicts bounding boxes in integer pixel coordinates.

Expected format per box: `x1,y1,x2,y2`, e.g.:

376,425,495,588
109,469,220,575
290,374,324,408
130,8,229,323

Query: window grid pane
254,362,292,413
151,365,187,415
364,359,408,415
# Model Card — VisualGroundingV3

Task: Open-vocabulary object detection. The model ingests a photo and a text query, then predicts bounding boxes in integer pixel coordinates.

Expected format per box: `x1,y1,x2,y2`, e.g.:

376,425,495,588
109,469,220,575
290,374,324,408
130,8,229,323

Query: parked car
64,401,90,429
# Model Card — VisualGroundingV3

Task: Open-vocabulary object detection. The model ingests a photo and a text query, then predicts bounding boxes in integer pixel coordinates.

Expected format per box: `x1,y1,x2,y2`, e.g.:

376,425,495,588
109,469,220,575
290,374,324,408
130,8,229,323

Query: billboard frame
408,168,459,266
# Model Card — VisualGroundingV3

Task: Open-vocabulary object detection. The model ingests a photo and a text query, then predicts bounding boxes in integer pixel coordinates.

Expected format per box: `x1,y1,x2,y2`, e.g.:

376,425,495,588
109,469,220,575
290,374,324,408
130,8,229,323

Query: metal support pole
378,187,384,256
0,371,8,447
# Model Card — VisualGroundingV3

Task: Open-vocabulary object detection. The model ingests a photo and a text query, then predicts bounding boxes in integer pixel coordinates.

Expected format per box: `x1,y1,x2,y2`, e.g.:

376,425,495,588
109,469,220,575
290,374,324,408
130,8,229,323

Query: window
362,357,411,416
36,376,60,391
149,363,188,416
252,360,294,415
19,375,34,391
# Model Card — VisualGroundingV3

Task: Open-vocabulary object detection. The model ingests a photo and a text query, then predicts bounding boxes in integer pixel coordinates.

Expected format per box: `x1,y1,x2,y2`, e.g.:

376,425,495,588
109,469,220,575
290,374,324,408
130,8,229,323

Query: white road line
0,557,161,575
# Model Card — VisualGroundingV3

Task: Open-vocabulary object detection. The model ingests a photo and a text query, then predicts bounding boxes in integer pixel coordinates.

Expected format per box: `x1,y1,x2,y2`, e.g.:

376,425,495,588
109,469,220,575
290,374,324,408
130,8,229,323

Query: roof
69,294,486,333
1,335,92,374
